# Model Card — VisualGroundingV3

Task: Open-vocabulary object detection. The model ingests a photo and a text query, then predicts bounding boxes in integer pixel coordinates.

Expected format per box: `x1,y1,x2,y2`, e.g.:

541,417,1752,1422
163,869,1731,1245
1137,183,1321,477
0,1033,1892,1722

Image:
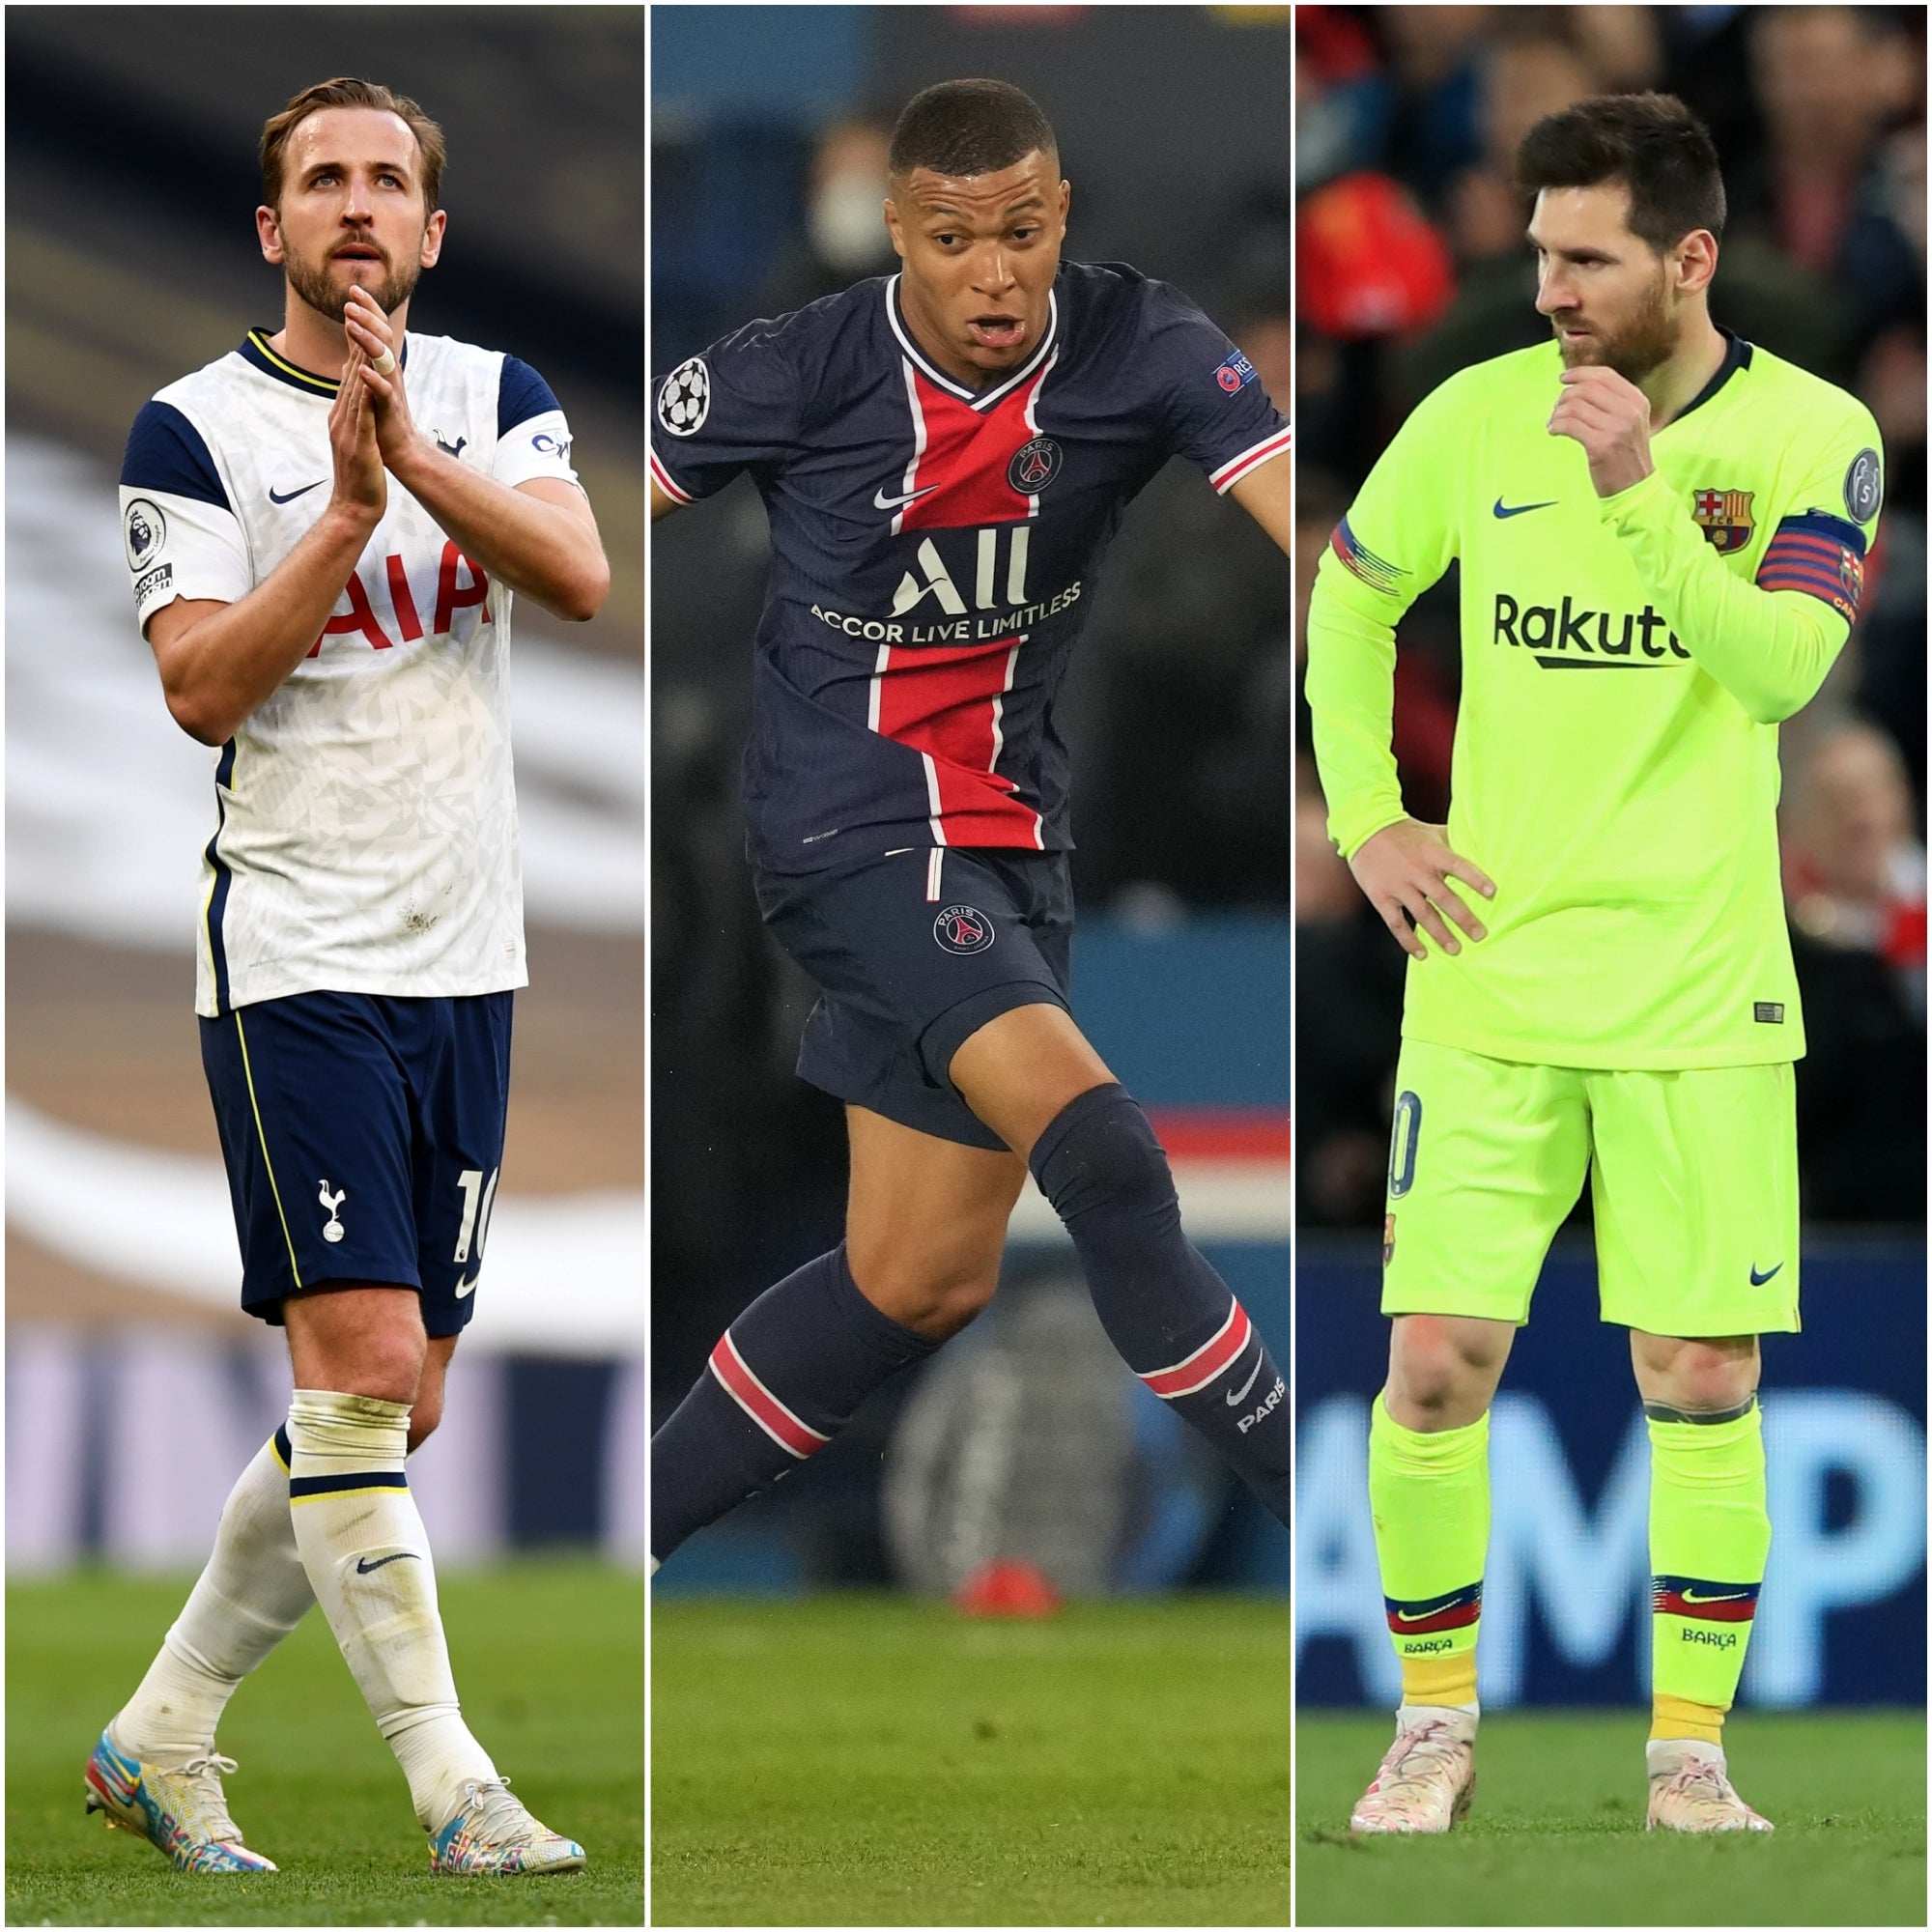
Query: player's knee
1386,1317,1507,1427
850,1252,999,1340
1030,1084,1176,1226
1636,1333,1758,1414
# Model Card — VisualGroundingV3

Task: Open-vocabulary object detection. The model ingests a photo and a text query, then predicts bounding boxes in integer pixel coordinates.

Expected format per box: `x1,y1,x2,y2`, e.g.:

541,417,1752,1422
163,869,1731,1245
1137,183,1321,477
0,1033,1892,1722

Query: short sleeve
491,355,582,491
118,400,251,633
649,318,805,505
1140,282,1292,494
1753,399,1884,626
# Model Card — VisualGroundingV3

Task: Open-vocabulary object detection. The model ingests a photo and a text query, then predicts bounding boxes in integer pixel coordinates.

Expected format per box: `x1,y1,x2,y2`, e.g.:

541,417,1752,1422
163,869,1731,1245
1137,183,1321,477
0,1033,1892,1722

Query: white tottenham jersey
120,329,581,1016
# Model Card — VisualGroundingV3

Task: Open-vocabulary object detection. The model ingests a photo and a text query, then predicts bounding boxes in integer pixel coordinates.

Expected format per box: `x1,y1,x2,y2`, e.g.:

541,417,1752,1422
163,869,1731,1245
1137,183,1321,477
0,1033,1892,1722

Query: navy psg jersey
651,259,1291,872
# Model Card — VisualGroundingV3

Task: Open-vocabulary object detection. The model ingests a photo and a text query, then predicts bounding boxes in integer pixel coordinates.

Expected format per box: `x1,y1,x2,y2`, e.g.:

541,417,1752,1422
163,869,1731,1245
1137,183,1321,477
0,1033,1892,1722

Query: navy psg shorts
755,847,1074,1151
199,990,513,1337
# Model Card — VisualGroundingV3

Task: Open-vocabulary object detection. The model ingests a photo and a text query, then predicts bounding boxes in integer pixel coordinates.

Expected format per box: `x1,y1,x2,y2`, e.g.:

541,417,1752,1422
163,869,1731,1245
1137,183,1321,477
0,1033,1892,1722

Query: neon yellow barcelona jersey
1305,333,1883,1068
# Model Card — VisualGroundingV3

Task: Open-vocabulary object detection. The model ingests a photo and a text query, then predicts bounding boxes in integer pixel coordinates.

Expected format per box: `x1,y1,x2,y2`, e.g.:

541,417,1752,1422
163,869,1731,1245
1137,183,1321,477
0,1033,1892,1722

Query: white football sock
286,1389,495,1830
114,1431,313,1766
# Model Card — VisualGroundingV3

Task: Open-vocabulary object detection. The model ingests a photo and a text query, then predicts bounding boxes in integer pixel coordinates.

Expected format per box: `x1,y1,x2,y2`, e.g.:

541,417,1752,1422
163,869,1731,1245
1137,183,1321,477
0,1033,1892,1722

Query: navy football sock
1030,1083,1289,1526
650,1245,940,1563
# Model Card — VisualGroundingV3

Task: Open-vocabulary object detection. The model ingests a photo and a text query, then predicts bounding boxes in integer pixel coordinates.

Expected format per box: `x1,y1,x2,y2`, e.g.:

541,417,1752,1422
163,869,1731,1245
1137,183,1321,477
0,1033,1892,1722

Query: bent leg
952,1003,1291,1527
650,1110,1023,1566
110,1330,462,1768
282,1285,495,1833
1633,1329,1768,1750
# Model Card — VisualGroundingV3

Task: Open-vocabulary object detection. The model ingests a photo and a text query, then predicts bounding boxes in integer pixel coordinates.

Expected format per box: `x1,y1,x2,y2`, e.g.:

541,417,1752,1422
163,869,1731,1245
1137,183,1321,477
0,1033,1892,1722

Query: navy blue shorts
754,848,1073,1151
199,990,513,1337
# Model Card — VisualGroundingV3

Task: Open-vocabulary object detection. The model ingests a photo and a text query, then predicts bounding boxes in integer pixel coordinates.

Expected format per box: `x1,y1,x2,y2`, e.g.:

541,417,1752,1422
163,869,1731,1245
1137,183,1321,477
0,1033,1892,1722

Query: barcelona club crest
1691,487,1754,554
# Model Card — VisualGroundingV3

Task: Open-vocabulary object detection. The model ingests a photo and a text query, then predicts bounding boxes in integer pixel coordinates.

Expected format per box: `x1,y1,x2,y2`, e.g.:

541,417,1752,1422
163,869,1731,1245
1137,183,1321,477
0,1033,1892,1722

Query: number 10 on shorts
454,1167,500,1264
1388,1091,1422,1200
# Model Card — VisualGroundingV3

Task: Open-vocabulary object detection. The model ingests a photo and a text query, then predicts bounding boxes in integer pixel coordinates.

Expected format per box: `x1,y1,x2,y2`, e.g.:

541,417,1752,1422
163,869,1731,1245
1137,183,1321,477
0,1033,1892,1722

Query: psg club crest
933,904,996,954
1006,436,1062,496
657,357,710,438
123,497,167,572
1691,487,1754,554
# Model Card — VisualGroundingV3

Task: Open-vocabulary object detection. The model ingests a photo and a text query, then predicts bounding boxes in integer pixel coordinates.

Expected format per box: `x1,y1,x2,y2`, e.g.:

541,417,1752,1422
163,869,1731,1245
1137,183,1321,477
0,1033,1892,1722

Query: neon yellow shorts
1379,1038,1800,1335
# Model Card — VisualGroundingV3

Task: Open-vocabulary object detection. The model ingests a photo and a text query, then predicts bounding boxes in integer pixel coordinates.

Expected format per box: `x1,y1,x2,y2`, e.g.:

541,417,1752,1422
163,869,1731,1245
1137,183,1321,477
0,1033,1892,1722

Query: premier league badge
123,497,167,572
1006,436,1062,495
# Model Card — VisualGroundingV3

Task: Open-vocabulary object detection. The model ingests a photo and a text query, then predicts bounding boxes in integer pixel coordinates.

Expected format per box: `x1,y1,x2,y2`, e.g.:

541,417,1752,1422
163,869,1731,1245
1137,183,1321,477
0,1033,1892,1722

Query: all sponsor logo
933,904,995,954
133,563,174,604
1691,486,1754,554
532,431,572,460
1006,435,1062,495
658,357,710,437
124,497,167,573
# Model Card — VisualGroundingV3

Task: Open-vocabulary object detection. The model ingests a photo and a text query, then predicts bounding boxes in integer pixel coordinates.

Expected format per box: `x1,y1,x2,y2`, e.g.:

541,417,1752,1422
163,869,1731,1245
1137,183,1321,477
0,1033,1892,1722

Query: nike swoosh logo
1493,497,1557,519
454,1272,479,1298
1749,1264,1783,1286
1392,1607,1443,1624
355,1552,419,1575
1678,1587,1750,1605
270,480,326,504
874,484,938,511
1224,1350,1264,1406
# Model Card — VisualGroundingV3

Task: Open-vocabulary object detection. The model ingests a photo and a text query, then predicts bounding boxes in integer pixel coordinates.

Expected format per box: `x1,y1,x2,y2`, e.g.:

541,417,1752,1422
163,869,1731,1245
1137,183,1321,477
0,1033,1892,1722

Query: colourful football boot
428,1777,586,1874
83,1728,276,1872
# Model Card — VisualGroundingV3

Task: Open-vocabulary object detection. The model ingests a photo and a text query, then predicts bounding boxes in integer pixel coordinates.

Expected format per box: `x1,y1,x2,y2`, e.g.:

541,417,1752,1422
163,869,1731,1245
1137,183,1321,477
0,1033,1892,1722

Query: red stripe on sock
1140,1301,1255,1399
708,1334,829,1459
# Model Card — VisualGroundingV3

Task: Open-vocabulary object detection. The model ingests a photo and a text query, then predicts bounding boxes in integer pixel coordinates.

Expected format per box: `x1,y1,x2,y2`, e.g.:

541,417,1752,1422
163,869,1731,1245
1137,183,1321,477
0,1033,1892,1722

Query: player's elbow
549,550,611,624
164,681,237,748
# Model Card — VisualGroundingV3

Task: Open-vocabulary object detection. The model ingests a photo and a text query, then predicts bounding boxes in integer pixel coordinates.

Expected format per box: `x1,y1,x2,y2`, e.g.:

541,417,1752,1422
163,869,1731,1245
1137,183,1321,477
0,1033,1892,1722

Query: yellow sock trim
1651,1692,1724,1746
1403,1652,1477,1706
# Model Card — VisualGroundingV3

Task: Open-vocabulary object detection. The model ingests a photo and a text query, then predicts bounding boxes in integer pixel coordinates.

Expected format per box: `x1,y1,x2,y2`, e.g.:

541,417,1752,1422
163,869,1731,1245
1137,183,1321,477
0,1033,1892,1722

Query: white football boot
428,1776,587,1874
1646,1740,1775,1833
1349,1709,1477,1833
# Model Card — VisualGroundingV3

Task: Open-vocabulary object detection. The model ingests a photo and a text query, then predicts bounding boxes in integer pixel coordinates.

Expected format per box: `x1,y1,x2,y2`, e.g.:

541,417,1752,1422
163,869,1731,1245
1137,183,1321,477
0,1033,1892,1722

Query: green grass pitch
650,1594,1291,1925
7,1559,642,1925
1296,1710,1926,1925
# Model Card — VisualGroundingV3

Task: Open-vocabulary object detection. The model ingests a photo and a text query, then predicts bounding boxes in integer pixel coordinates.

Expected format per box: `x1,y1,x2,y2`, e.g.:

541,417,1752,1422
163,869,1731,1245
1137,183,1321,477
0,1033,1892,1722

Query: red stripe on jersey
898,364,1053,529
1141,1300,1255,1399
1211,425,1293,494
649,448,695,504
871,635,1040,845
708,1334,828,1459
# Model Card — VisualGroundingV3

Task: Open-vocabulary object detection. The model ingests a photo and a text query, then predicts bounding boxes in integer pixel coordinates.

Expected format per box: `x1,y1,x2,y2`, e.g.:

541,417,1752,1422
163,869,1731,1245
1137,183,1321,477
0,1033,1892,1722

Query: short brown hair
1517,92,1725,253
260,77,446,214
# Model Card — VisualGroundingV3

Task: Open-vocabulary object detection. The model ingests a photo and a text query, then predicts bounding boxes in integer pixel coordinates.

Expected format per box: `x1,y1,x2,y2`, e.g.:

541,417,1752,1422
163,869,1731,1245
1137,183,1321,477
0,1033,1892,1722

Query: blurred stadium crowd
652,8,1293,1393
1295,3,1927,1230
